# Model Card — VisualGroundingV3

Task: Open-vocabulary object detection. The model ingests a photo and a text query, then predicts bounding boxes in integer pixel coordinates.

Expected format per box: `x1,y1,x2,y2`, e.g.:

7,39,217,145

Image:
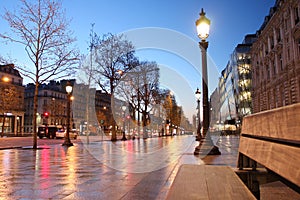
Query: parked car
55,129,78,139
37,125,58,139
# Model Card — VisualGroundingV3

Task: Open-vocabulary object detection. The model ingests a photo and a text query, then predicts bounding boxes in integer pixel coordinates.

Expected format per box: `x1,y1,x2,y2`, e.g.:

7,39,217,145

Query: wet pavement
0,135,240,199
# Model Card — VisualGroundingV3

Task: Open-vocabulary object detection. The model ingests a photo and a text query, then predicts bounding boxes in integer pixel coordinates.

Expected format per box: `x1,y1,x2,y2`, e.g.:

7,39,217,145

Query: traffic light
43,112,49,118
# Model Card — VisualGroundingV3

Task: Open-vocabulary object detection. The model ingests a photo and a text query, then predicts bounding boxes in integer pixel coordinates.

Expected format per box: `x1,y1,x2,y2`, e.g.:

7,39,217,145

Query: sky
0,0,276,122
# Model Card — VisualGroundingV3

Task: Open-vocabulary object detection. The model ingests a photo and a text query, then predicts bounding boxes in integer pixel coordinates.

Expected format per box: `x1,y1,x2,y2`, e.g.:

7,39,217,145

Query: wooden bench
166,165,255,200
166,103,300,199
238,103,300,188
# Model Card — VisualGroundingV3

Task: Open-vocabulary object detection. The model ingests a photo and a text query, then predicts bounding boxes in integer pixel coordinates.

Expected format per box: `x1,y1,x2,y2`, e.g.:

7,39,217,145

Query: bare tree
94,33,138,141
116,61,160,139
0,55,7,64
76,23,100,144
0,55,15,65
161,89,182,135
137,62,159,138
0,0,79,148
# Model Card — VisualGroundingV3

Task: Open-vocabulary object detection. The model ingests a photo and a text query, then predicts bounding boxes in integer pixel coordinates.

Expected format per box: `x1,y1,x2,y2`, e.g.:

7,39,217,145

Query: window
260,64,264,80
273,58,276,76
264,43,268,55
270,35,274,49
282,90,285,106
298,39,300,57
256,68,260,85
277,28,281,42
285,18,289,31
279,54,283,71
267,65,270,80
295,6,299,24
274,87,279,108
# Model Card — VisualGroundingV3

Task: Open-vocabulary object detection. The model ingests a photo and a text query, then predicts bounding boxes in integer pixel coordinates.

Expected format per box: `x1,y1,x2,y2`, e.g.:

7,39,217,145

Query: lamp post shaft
197,99,201,140
121,105,127,141
200,41,209,138
194,8,220,155
63,93,73,146
121,111,127,141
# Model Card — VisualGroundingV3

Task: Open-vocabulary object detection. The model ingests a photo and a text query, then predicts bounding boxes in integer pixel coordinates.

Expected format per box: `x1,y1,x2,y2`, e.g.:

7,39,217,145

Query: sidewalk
0,135,240,199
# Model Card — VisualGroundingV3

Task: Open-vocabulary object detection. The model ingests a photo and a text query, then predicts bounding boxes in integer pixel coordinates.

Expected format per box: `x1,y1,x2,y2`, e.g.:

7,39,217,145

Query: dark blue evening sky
0,0,276,119
62,0,275,69
1,0,275,71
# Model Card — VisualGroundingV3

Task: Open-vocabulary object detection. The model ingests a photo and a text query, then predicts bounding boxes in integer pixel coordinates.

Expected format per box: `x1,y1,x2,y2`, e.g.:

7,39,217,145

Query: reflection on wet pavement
0,135,239,199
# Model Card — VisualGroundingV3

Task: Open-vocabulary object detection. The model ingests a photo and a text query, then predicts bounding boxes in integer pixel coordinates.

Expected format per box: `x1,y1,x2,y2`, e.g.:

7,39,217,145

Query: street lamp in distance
62,81,73,147
194,8,220,155
2,76,10,83
121,105,127,141
195,88,202,141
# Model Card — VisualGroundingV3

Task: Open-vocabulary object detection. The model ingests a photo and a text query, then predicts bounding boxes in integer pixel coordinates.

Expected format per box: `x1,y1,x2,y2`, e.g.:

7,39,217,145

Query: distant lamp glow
195,88,201,100
196,8,211,40
2,77,10,82
66,82,73,94
117,69,124,75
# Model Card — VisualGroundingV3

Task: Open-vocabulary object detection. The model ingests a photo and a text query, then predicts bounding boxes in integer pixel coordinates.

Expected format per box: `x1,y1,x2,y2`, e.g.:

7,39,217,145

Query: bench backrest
238,103,300,187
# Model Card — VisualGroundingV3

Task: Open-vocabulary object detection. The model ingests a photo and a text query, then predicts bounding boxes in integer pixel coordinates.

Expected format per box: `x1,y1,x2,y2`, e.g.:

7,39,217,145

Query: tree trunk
86,85,90,144
1,115,5,137
33,83,39,149
142,111,148,139
110,95,117,141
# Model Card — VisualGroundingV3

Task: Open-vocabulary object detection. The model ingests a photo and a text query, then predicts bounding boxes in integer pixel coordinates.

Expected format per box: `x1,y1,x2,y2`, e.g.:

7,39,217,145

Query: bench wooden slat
260,181,300,199
242,103,300,142
166,165,255,200
239,136,300,187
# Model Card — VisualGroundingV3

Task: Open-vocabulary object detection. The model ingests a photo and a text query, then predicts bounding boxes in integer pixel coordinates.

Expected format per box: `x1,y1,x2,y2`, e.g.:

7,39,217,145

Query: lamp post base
62,141,73,147
121,131,127,141
62,143,74,147
195,135,202,141
194,138,221,155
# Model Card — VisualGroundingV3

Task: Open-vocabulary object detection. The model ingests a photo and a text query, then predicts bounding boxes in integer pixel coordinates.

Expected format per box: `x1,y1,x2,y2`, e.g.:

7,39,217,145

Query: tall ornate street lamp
62,81,73,146
194,8,220,155
121,105,127,141
195,88,202,141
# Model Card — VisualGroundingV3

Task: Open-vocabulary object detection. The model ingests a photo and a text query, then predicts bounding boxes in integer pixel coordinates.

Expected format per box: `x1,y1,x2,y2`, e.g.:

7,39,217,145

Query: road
0,135,240,199
0,136,79,149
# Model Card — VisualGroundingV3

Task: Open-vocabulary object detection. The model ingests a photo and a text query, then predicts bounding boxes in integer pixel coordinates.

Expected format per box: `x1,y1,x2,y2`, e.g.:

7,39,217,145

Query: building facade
251,0,300,113
210,34,256,130
231,35,257,118
95,90,112,132
24,80,69,133
0,64,25,136
72,83,99,134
